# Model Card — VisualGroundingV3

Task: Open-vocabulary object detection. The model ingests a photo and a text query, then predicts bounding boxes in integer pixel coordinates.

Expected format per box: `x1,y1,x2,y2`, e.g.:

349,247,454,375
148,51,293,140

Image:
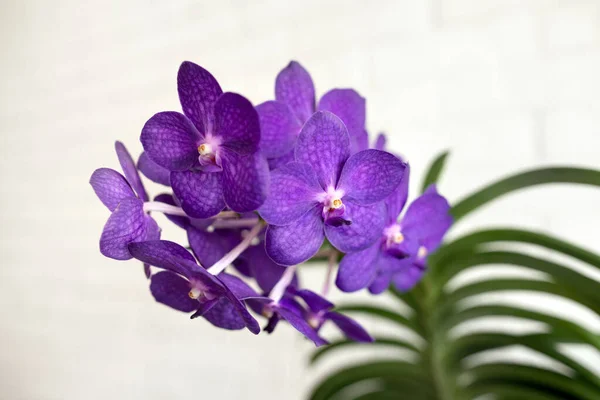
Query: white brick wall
1,1,599,399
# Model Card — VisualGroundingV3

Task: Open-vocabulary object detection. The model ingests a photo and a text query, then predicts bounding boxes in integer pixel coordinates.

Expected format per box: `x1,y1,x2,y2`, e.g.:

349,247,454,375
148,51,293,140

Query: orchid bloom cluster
90,61,452,346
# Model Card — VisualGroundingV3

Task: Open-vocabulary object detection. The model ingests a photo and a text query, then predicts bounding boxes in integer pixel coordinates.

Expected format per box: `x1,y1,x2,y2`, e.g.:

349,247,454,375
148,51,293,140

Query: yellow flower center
417,246,428,259
198,143,212,156
331,198,343,209
188,287,202,299
393,232,404,244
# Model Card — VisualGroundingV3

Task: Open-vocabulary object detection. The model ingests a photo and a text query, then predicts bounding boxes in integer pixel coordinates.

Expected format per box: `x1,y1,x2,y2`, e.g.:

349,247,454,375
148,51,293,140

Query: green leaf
334,304,424,337
431,228,600,271
310,337,421,365
464,382,578,400
439,305,600,350
450,167,600,222
463,363,600,400
421,151,450,194
308,361,432,400
431,251,600,314
437,279,600,318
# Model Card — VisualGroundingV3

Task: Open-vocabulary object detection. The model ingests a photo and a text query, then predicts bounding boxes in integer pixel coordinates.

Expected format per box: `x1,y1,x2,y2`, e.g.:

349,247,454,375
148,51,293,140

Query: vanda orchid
90,60,452,346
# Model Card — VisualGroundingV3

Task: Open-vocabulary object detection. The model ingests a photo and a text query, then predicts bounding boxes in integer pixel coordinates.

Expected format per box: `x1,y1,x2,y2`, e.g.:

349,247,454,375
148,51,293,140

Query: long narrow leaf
421,151,450,194
451,167,600,223
310,337,421,365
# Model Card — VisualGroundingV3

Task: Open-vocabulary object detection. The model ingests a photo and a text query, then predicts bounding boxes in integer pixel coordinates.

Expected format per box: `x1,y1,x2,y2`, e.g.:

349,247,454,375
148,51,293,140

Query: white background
1,1,600,399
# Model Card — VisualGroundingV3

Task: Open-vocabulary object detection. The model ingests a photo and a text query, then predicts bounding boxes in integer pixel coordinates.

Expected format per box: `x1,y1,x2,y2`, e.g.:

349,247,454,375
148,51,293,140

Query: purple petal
374,133,387,150
325,311,374,342
243,245,287,293
177,61,223,134
386,163,410,224
150,271,197,312
127,240,197,277
144,264,151,279
295,111,350,190
277,306,328,347
220,287,261,334
258,162,322,226
267,149,295,170
368,273,392,294
90,168,135,211
392,264,425,292
202,297,246,330
318,89,368,154
325,201,385,253
99,198,148,260
171,170,225,218
140,111,201,171
187,226,238,267
292,289,333,313
337,150,406,205
220,150,269,213
218,273,261,300
256,101,301,158
275,61,315,123
336,242,380,292
145,215,162,241
153,193,190,229
265,206,324,266
138,152,171,186
214,92,260,154
401,187,452,251
115,141,148,201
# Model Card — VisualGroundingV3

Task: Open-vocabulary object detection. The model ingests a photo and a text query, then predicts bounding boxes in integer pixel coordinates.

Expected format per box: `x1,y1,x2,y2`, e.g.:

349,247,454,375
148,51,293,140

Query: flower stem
321,250,338,297
206,221,265,275
142,201,238,219
270,265,297,303
211,218,259,229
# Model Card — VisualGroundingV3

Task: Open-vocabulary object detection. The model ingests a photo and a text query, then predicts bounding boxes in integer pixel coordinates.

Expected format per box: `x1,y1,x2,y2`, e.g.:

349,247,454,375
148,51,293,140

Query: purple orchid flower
128,240,261,333
259,111,406,266
257,61,369,168
336,164,452,293
140,61,269,218
90,142,160,261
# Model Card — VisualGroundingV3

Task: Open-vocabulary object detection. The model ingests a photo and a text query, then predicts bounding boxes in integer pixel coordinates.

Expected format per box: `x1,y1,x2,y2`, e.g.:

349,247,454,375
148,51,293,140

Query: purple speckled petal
99,198,147,260
187,226,239,268
337,150,406,205
275,61,315,123
256,101,301,158
336,242,380,292
277,305,328,347
144,215,161,241
127,240,197,278
214,92,260,154
258,162,322,226
325,201,385,253
369,255,412,294
374,133,387,150
171,170,225,218
265,206,324,266
220,287,260,334
140,111,201,171
218,273,261,300
177,61,223,134
267,149,295,170
401,186,452,251
150,271,197,313
293,289,333,313
243,245,287,293
325,311,374,342
90,168,135,211
115,141,148,201
220,150,269,213
385,163,410,224
202,297,246,330
318,89,368,154
295,111,350,190
153,193,190,229
392,264,425,292
138,152,171,186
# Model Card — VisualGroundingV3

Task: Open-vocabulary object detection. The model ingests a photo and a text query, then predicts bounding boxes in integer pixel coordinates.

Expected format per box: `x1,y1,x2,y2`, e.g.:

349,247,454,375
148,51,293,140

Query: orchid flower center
187,280,218,302
188,287,203,299
307,313,323,330
318,187,350,227
393,232,404,244
417,246,428,259
197,143,213,156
